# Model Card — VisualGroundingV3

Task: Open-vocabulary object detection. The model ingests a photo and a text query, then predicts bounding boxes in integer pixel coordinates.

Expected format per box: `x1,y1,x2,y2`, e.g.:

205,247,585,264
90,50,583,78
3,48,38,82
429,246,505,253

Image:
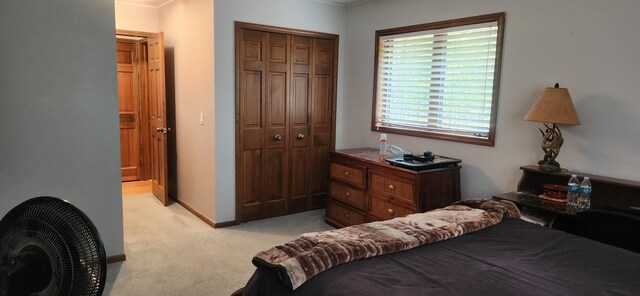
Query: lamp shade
524,84,580,125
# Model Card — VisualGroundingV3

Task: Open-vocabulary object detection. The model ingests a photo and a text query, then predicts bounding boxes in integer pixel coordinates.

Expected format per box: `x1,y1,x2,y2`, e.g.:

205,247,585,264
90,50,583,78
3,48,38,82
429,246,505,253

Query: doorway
116,30,170,206
117,36,148,182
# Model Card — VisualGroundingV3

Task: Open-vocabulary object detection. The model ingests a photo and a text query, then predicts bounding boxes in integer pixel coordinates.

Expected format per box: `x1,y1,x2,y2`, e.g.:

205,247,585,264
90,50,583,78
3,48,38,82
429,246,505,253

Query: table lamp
524,83,580,172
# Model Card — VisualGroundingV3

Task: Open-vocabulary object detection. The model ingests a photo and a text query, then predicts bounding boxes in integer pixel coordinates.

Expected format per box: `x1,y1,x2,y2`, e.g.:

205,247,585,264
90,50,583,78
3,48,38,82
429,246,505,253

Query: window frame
371,12,506,146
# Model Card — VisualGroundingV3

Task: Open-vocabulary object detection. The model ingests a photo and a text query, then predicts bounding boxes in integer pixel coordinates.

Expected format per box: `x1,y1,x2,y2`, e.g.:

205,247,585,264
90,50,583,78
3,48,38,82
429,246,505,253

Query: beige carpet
104,194,333,295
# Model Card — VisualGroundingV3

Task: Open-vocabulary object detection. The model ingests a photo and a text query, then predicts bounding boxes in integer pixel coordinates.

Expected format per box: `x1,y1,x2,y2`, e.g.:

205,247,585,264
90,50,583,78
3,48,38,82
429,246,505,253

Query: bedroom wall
0,0,124,256
158,0,216,221
214,0,347,222
115,1,160,32
343,0,640,199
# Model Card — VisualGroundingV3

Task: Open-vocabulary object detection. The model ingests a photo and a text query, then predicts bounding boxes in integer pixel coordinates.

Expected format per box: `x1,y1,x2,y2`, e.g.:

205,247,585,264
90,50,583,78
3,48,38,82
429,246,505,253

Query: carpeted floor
104,194,333,295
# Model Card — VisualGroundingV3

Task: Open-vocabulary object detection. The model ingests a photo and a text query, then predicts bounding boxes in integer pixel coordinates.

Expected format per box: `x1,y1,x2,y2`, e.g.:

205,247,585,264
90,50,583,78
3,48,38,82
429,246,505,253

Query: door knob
297,133,305,140
156,127,171,134
274,134,283,141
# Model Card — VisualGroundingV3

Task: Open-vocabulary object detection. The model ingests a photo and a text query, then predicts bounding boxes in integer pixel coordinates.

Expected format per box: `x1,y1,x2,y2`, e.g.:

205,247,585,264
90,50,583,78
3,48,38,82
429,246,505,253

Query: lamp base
538,163,561,173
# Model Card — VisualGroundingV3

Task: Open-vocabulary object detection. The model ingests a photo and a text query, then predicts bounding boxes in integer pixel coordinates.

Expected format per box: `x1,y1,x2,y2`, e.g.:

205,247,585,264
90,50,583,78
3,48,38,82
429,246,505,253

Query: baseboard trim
172,195,215,227
213,220,237,228
107,254,126,264
170,194,237,228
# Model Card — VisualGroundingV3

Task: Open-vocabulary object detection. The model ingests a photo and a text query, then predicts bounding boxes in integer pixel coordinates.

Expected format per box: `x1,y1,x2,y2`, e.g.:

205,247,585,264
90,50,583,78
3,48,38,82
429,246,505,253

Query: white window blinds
374,20,501,142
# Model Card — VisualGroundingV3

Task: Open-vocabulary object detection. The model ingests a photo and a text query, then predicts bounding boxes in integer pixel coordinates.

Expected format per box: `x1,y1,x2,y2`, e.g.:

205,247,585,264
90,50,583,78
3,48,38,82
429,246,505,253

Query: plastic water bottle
577,177,592,210
379,134,388,155
566,174,580,207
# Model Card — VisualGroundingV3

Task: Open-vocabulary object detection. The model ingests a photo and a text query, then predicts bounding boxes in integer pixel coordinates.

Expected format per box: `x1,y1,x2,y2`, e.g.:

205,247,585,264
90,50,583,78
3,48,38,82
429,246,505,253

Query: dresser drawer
330,162,366,189
326,199,365,227
369,195,414,220
369,172,415,206
330,181,366,210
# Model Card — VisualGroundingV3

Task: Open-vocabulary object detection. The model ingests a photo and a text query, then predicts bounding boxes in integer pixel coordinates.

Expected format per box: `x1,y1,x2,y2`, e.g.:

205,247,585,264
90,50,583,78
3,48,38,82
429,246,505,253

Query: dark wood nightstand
494,166,640,233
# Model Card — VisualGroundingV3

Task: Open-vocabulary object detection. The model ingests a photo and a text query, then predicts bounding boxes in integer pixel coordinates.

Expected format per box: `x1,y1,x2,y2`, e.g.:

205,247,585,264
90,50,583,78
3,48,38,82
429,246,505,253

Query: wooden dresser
326,148,461,228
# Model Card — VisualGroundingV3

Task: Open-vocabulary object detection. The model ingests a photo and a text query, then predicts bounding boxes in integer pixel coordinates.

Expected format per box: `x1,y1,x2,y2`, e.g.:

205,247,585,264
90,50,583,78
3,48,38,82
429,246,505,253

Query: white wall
159,0,216,221
115,1,160,32
0,0,124,256
344,0,640,199
214,0,347,222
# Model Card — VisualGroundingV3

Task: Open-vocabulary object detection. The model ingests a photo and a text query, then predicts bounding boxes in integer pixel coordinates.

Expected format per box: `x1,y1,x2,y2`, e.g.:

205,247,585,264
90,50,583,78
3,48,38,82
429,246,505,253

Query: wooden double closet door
236,23,338,223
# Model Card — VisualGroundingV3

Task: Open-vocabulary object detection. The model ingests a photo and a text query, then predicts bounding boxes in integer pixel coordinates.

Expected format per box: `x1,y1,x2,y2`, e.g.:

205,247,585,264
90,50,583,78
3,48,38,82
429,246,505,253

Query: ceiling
312,0,373,6
116,0,171,7
116,0,372,8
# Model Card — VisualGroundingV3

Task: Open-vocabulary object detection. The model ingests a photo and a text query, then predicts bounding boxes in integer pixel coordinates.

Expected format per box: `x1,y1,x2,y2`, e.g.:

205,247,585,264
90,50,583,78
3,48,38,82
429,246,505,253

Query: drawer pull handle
388,184,395,190
273,134,283,141
344,213,351,219
297,133,305,140
345,191,351,197
343,171,349,177
387,208,394,215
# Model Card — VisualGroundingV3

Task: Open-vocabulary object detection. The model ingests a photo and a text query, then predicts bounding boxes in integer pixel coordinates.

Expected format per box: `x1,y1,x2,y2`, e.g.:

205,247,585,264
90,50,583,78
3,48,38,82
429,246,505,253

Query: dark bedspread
239,218,640,296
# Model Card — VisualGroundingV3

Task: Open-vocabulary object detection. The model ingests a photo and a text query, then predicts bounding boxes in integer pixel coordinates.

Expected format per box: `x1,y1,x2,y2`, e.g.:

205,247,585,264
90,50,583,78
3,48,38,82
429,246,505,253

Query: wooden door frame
116,29,154,38
234,22,339,223
116,29,153,181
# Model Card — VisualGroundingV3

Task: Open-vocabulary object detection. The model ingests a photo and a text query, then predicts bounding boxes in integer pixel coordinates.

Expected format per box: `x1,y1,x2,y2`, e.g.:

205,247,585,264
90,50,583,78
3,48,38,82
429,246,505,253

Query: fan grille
0,197,106,296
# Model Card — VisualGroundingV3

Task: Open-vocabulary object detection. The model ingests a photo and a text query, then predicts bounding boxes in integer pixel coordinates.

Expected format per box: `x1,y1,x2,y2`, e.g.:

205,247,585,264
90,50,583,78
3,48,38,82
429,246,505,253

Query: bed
235,202,640,296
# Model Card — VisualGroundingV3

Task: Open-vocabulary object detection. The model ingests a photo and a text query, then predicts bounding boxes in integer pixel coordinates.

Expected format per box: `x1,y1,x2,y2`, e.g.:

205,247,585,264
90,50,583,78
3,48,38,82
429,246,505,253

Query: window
372,13,505,146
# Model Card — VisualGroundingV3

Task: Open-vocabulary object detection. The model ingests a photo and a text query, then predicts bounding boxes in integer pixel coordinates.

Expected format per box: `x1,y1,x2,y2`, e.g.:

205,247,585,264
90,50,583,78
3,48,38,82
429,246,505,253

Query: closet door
263,32,289,218
309,37,335,208
238,29,267,222
236,23,337,223
289,35,312,213
238,29,290,221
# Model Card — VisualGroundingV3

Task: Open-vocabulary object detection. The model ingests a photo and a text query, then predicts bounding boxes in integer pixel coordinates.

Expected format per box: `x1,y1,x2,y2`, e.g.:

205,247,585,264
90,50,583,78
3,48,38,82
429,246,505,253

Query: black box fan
0,197,107,296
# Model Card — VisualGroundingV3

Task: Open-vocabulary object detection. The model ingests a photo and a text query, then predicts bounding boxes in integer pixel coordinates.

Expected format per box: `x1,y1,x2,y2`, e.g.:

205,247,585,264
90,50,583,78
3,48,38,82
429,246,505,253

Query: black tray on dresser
384,155,461,171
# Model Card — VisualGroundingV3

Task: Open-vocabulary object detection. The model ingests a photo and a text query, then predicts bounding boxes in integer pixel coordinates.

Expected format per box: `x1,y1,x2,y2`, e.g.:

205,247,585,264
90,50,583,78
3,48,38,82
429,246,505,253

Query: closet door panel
289,148,309,213
239,29,267,221
311,146,330,208
264,32,289,215
242,72,263,127
289,35,312,212
264,148,286,217
310,38,335,206
291,73,310,148
241,150,263,221
292,75,309,126
266,67,287,150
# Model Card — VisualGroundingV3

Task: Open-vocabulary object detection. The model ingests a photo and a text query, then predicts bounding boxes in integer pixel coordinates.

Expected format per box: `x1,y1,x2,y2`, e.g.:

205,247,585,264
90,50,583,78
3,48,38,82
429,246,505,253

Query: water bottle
577,177,592,210
566,174,580,207
379,134,388,155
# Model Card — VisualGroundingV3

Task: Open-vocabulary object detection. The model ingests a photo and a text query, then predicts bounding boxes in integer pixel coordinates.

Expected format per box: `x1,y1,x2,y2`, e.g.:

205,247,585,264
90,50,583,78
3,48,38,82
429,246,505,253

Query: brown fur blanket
252,199,520,290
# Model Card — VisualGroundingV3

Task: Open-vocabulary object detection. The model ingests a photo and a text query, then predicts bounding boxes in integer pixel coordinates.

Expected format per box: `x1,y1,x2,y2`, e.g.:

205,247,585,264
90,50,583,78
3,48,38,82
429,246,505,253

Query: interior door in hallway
117,38,142,182
148,32,169,206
